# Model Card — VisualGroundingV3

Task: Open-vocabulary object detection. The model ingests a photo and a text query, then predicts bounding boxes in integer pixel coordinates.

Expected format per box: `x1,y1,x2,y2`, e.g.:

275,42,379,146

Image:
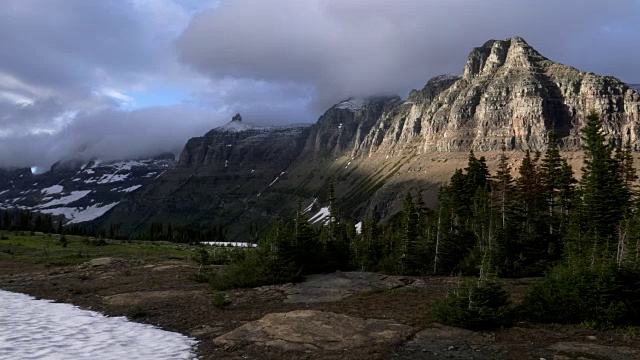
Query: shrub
208,249,301,290
127,306,148,319
213,293,231,309
432,278,511,330
523,264,640,328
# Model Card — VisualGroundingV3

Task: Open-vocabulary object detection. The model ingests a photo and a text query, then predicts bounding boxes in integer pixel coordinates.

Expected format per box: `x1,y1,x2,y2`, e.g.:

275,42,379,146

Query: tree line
209,113,640,328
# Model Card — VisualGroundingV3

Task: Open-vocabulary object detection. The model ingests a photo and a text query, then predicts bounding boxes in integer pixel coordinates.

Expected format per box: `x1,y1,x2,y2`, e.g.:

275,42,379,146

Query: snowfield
0,290,197,360
38,190,92,208
40,203,119,224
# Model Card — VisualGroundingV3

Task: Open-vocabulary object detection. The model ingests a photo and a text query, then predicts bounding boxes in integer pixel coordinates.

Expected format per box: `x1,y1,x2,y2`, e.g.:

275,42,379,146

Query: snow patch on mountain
120,185,142,193
40,203,119,224
41,185,63,195
336,99,365,110
310,206,330,224
38,191,92,208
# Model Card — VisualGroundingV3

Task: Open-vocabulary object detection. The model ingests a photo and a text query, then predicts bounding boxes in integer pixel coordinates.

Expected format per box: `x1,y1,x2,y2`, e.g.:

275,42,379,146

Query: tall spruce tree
580,112,628,244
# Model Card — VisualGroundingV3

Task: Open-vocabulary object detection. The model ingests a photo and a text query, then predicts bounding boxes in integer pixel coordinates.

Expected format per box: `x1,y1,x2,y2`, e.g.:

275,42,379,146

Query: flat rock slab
283,271,410,303
213,310,414,351
548,342,639,360
104,290,203,306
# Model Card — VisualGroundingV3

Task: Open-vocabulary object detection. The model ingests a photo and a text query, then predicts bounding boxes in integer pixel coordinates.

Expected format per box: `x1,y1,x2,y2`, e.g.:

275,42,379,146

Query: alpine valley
3,37,640,239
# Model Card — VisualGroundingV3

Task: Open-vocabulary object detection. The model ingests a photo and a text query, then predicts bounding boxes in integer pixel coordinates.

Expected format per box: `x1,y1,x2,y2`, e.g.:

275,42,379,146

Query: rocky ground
1,255,639,359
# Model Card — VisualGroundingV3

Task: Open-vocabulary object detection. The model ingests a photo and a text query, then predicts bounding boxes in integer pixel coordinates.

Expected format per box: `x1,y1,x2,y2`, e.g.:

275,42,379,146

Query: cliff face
98,37,640,239
354,37,640,155
95,121,310,237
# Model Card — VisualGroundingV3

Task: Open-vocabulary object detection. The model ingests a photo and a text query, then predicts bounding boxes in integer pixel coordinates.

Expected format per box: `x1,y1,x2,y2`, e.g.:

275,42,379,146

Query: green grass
0,231,194,265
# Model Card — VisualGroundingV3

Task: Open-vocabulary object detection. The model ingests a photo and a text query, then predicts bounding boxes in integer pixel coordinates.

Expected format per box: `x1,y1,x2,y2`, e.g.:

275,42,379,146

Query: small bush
59,235,68,248
523,264,640,328
127,306,148,319
208,249,301,290
82,237,107,246
432,279,511,330
213,293,231,309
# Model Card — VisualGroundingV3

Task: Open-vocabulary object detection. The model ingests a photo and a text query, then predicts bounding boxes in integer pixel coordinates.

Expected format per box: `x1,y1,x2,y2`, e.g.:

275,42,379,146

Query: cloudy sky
1,0,638,170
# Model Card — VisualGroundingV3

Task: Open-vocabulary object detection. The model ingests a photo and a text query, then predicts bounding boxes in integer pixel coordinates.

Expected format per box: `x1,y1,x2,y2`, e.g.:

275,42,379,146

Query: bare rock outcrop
354,37,640,155
213,310,414,351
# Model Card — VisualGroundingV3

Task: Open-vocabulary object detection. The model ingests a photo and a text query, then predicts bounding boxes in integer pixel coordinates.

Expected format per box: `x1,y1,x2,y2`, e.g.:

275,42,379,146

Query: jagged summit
232,113,242,122
463,36,547,79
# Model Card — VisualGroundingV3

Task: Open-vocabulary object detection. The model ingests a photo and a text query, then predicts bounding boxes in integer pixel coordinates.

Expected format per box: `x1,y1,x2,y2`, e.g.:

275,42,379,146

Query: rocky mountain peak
232,113,242,122
463,36,546,79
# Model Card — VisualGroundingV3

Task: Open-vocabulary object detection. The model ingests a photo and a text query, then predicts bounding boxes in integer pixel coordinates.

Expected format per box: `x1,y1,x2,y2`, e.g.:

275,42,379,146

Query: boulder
213,310,414,351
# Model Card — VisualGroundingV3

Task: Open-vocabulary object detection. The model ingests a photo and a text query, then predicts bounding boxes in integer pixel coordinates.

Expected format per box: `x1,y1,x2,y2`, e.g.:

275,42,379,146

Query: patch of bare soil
1,259,638,360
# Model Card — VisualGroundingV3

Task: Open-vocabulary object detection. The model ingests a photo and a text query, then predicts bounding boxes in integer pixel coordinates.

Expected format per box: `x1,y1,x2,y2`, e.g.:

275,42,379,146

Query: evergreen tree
580,112,628,248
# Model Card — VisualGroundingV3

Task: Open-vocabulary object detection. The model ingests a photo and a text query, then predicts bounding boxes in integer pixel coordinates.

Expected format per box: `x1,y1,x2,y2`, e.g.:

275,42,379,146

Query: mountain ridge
96,37,640,239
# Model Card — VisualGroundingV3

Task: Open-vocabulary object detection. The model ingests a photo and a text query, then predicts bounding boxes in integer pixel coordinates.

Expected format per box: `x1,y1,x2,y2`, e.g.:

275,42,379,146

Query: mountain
98,37,640,239
0,155,175,224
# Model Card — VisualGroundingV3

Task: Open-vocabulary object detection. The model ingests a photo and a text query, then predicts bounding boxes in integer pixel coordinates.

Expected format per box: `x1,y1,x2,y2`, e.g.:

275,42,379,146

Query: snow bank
0,290,196,360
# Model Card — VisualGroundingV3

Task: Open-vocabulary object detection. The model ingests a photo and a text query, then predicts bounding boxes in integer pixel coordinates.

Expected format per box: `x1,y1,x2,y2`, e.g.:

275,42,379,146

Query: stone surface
213,310,414,351
86,257,114,267
547,342,639,360
103,290,203,306
283,271,409,303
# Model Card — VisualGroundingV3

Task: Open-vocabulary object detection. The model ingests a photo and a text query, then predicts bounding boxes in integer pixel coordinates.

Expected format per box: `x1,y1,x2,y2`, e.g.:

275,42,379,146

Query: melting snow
97,173,129,184
38,191,92,208
41,185,63,195
302,198,317,214
120,185,142,193
0,290,196,359
309,206,330,224
40,203,119,224
0,190,8,196
268,172,286,187
355,222,363,234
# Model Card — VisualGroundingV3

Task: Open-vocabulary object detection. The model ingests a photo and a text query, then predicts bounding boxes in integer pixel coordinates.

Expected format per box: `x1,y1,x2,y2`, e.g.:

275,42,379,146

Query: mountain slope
0,155,174,224
98,37,640,239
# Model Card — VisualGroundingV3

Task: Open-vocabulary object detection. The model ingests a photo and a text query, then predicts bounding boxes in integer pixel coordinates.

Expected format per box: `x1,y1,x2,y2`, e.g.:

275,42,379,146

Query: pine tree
493,145,514,229
401,192,419,274
580,112,628,246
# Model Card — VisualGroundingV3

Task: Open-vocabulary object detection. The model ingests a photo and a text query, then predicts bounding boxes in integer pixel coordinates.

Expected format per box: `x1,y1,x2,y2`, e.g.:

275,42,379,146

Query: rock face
95,119,310,237
97,37,640,238
213,310,414,351
354,37,640,155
